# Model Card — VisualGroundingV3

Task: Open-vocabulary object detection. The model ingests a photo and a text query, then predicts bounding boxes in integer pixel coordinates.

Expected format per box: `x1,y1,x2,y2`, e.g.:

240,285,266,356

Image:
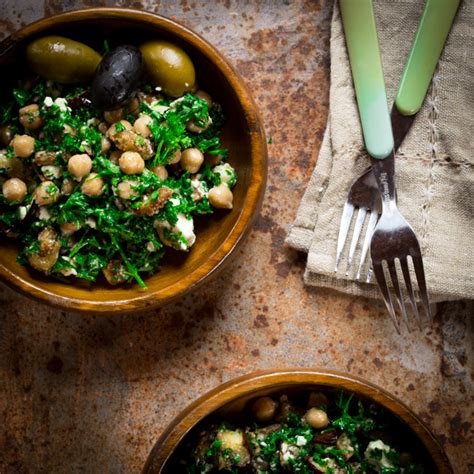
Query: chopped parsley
178,392,427,474
1,76,234,287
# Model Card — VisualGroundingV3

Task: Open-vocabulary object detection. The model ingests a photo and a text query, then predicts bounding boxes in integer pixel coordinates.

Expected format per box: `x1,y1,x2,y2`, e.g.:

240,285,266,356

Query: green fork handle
395,0,460,116
340,0,393,160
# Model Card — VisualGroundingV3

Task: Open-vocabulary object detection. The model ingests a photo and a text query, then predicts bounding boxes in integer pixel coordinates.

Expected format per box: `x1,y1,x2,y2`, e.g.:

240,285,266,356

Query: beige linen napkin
286,0,474,302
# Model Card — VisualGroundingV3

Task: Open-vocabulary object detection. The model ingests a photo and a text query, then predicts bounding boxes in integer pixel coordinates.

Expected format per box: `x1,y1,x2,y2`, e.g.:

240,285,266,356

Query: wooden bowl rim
143,369,452,473
0,8,267,313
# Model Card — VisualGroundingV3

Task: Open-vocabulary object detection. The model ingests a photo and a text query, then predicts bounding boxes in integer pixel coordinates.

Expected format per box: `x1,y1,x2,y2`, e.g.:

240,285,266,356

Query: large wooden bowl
143,369,452,473
0,9,267,313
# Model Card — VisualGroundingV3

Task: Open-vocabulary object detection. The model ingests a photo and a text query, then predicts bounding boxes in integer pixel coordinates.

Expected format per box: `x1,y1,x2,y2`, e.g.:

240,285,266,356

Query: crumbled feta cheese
190,178,207,201
85,218,97,229
44,96,70,112
80,140,92,154
18,206,28,220
149,101,170,115
59,257,77,276
365,440,396,470
280,442,299,464
213,163,236,186
41,165,62,179
43,96,54,107
169,96,186,108
155,213,196,251
87,118,100,127
146,241,157,252
169,197,181,207
54,97,69,112
296,436,307,446
38,207,51,221
60,267,77,277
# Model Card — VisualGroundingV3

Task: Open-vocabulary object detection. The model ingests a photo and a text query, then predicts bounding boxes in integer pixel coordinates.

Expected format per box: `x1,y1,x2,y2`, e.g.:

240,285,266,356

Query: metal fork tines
370,153,432,332
334,168,381,281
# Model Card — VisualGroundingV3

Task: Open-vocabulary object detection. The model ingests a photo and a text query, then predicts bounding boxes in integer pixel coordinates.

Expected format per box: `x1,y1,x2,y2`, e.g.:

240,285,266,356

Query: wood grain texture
0,8,267,314
143,369,452,473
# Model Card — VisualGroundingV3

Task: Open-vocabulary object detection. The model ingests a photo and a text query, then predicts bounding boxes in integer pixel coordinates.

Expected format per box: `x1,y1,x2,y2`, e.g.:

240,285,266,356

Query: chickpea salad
175,392,427,474
0,37,236,287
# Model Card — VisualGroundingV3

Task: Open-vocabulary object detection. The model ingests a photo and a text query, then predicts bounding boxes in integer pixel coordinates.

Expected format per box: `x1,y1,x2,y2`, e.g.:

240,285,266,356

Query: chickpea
208,183,233,209
2,178,27,203
68,154,92,180
0,124,13,146
168,148,181,164
308,392,329,408
0,153,24,178
34,180,59,206
205,152,223,167
62,124,77,136
106,120,133,139
117,179,139,200
195,90,213,108
153,165,168,181
180,148,204,173
61,178,75,196
252,397,277,422
19,104,43,130
119,151,145,175
133,115,153,137
104,108,124,124
304,408,329,429
12,135,35,158
101,136,111,154
60,222,81,236
186,116,211,134
109,150,122,165
98,121,109,134
126,97,140,117
81,172,105,196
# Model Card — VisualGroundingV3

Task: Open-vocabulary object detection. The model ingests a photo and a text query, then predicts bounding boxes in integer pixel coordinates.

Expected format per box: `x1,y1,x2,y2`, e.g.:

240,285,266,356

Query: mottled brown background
0,1,472,473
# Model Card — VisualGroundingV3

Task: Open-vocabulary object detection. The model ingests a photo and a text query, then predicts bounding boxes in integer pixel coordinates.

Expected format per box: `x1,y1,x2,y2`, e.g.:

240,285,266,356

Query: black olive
91,45,143,111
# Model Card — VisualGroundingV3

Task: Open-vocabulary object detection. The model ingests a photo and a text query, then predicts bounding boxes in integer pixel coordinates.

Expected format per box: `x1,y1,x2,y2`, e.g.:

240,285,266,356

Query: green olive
26,36,101,84
140,40,195,97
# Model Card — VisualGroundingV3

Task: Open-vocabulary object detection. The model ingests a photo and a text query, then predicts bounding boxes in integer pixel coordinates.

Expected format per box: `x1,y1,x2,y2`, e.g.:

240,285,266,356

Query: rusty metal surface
0,1,472,473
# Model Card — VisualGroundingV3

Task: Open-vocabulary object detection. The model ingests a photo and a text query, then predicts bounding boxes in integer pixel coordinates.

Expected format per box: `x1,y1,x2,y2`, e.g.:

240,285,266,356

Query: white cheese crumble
87,118,100,127
146,241,157,252
149,101,170,115
18,206,28,220
190,177,207,201
59,256,77,277
41,165,62,180
364,440,395,470
155,213,196,251
80,140,92,154
296,436,307,446
43,96,70,112
85,218,97,229
280,442,299,464
213,163,235,186
43,96,54,107
38,207,51,221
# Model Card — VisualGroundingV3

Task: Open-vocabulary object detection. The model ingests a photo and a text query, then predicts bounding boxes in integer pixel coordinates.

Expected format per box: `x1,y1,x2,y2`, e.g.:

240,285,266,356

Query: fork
334,108,414,282
339,0,459,330
336,0,459,284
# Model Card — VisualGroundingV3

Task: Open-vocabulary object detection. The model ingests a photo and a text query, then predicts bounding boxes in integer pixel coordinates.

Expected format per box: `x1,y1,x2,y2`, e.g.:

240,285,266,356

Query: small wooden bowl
143,369,452,473
0,9,267,313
